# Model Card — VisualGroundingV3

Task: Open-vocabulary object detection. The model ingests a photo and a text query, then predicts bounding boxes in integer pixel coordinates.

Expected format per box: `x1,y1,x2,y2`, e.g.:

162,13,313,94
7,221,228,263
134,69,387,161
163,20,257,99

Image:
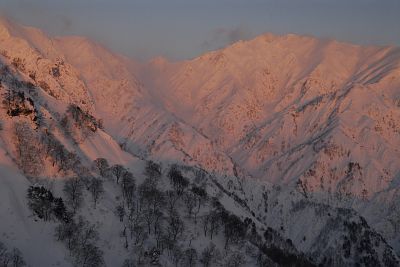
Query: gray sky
1,0,399,61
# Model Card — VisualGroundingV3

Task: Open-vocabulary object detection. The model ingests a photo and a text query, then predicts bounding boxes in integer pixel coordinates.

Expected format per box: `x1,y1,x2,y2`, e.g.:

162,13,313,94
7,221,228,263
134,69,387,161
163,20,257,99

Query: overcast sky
1,0,399,61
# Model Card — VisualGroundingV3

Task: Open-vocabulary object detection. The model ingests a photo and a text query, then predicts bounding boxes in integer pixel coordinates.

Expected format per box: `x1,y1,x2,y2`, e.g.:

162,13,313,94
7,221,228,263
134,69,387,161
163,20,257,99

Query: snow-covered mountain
0,18,399,266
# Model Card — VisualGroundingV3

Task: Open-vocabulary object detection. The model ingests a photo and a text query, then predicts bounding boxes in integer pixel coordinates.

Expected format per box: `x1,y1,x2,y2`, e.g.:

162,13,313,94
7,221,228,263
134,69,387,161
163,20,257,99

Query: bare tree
168,165,189,196
78,243,104,267
73,217,104,267
171,246,183,267
224,252,246,267
0,242,9,265
202,214,210,238
93,158,109,177
55,220,79,250
58,151,79,173
203,210,220,240
115,204,125,222
183,191,197,219
133,223,147,247
223,214,247,249
75,217,99,249
63,177,84,213
165,190,180,212
0,242,26,267
122,259,135,267
184,248,198,267
166,208,184,242
144,161,162,181
256,251,271,267
110,164,126,184
154,223,165,250
192,186,207,223
121,226,129,249
88,178,104,208
11,248,26,267
142,209,155,235
200,243,220,267
387,208,400,234
121,171,136,208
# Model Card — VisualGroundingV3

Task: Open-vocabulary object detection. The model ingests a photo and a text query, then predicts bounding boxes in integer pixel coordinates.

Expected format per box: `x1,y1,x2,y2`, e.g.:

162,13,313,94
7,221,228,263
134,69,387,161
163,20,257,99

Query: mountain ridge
0,18,399,266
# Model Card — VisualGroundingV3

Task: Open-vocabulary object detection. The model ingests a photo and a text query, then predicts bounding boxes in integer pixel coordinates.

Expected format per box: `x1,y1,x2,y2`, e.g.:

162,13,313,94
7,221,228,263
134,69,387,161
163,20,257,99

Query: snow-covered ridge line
0,18,399,266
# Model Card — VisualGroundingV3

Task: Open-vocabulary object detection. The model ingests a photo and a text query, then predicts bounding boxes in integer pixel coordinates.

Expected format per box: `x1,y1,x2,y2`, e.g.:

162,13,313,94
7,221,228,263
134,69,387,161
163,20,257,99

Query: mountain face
0,18,399,266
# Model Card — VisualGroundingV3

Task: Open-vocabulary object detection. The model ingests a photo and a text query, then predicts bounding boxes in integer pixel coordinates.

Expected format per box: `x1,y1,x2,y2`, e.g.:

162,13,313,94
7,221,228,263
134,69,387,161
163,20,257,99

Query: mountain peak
219,31,388,58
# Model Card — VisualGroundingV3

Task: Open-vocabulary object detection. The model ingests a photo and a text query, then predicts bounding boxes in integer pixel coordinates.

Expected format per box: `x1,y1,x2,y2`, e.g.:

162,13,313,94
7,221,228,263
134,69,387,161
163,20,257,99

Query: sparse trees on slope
4,89,35,119
14,121,43,176
56,217,104,267
66,104,101,132
40,131,83,174
63,104,102,142
138,178,165,235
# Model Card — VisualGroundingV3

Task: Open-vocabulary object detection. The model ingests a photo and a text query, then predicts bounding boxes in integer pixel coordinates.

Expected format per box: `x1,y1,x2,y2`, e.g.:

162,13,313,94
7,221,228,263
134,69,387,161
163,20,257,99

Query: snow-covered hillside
0,17,399,266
